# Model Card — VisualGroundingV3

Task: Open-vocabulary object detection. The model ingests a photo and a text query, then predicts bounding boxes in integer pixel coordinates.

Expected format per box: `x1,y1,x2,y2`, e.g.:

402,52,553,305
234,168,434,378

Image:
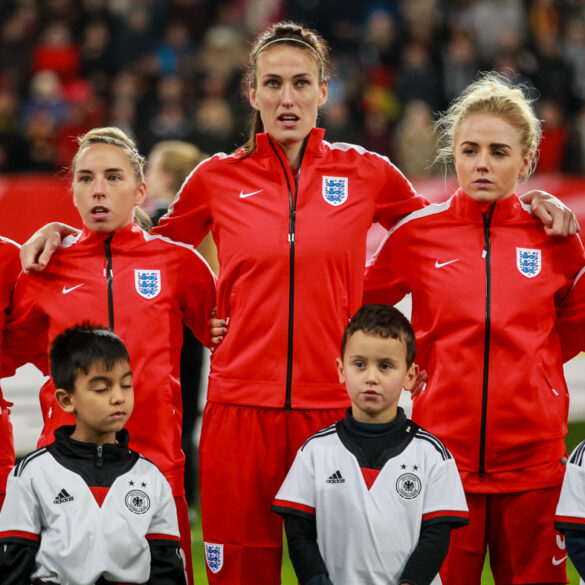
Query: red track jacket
557,266,585,361
364,190,585,493
3,224,216,494
156,128,426,410
0,237,20,495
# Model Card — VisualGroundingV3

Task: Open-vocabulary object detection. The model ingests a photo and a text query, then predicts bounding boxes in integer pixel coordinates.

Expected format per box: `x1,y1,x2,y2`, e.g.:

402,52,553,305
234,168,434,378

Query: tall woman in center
156,21,427,584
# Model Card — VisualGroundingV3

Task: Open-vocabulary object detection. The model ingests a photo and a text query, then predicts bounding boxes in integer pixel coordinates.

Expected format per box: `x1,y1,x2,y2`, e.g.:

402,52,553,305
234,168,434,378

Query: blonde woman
4,128,216,585
365,73,585,585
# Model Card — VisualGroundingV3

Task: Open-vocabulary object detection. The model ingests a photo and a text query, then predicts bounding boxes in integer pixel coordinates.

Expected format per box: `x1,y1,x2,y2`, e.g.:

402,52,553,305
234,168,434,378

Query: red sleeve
153,160,213,248
373,158,427,230
0,239,20,315
0,240,22,377
179,248,217,348
557,266,585,362
2,273,50,375
363,227,411,306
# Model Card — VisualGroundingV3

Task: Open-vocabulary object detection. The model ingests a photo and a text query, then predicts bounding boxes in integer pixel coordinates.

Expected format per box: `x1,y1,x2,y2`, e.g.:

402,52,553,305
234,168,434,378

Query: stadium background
1,0,585,583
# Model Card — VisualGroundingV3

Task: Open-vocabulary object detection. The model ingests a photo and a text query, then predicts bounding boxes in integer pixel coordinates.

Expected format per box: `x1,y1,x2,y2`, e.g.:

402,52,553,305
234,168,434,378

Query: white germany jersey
0,448,180,585
273,422,468,585
555,440,585,585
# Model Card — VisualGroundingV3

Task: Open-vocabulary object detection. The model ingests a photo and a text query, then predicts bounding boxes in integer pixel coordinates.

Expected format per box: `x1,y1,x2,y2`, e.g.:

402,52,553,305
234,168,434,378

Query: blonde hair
72,127,151,230
435,72,542,178
72,127,146,184
149,140,208,193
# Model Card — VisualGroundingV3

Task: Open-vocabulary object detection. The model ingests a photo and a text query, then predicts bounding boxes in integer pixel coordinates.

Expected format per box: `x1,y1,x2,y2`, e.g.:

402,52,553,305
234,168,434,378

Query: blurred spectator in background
395,41,442,110
31,21,80,85
137,74,193,152
564,101,585,175
191,96,238,154
0,86,30,172
394,99,439,178
530,35,574,110
537,98,568,174
441,31,479,104
21,70,68,170
468,0,526,63
561,15,585,104
3,0,585,180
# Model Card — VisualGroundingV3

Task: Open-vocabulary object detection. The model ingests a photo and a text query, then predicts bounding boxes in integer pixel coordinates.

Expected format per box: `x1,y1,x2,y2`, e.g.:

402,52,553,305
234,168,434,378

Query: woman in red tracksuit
0,236,21,511
364,73,585,585
3,127,216,585
19,24,578,585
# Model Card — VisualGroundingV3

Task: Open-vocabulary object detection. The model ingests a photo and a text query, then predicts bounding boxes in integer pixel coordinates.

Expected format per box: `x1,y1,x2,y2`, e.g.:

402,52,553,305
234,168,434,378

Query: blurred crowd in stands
2,0,585,178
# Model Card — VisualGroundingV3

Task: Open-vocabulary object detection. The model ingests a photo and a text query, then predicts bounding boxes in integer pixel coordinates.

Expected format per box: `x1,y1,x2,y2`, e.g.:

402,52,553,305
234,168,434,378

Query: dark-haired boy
0,323,186,585
272,304,469,585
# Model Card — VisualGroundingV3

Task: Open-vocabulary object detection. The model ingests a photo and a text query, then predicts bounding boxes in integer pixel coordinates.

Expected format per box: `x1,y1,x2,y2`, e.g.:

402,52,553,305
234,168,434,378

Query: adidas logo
326,470,345,484
53,489,74,504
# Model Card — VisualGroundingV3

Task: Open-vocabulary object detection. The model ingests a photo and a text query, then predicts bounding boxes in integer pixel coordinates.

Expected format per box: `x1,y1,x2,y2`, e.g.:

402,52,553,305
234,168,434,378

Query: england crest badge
322,176,348,206
135,269,161,299
204,542,224,573
516,248,541,278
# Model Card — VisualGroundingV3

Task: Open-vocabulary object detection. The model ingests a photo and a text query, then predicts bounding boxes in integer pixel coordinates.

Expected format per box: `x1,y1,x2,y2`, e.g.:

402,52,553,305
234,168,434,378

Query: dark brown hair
340,304,416,367
239,21,331,157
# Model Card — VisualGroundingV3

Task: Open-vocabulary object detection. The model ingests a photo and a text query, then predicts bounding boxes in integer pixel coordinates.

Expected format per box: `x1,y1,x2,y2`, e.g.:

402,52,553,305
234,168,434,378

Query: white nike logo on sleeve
62,284,84,294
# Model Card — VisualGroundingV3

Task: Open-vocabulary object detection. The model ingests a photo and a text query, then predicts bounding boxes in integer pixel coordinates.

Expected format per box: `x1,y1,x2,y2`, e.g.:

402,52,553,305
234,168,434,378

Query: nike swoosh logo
62,284,84,294
552,555,567,566
435,259,460,269
239,189,263,199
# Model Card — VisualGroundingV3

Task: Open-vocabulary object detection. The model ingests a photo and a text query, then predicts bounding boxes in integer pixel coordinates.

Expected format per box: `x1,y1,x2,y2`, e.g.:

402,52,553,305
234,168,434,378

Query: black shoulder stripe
415,429,451,460
14,449,48,477
570,441,585,467
300,425,337,451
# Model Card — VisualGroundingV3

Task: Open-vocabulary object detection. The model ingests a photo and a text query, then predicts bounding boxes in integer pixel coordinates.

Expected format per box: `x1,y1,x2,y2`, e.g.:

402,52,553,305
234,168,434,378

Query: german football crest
516,248,541,278
396,473,422,499
135,269,161,299
204,542,224,573
322,176,348,206
125,489,150,514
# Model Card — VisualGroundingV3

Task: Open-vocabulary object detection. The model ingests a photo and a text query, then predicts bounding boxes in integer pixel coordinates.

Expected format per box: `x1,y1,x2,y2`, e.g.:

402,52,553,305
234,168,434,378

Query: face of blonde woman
453,113,532,203
249,44,328,163
73,143,146,233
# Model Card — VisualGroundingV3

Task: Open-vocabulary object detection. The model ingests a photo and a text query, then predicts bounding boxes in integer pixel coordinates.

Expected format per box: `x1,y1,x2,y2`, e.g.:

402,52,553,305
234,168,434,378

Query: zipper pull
482,249,487,259
96,445,103,468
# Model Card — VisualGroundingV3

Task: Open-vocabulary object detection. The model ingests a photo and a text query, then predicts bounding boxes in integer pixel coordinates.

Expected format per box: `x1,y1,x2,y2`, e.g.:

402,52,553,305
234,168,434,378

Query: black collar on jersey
47,425,139,488
337,407,418,470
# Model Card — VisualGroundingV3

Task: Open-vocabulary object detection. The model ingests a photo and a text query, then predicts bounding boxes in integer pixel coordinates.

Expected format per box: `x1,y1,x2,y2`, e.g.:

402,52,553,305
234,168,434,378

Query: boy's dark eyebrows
88,369,132,383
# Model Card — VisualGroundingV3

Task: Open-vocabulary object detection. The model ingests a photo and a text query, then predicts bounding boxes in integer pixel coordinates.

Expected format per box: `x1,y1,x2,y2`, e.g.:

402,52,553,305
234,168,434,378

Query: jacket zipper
96,444,103,468
104,233,115,331
269,136,310,411
479,203,495,477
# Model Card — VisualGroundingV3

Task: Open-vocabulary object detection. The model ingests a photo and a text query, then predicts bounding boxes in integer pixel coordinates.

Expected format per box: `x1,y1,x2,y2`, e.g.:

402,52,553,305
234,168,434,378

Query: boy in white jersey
555,440,585,584
0,323,186,585
272,304,469,585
